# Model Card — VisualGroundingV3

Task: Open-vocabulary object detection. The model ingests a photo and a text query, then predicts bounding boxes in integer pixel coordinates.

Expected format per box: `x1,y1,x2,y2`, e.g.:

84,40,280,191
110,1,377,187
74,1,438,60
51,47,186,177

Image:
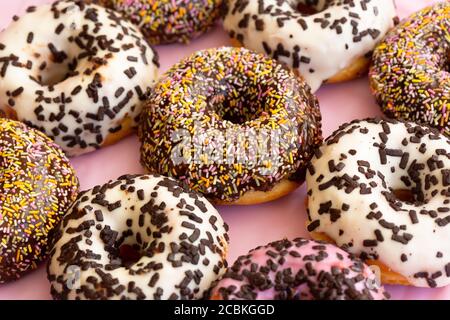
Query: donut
210,238,388,300
0,0,159,157
370,2,450,135
305,118,450,288
0,118,78,283
90,0,223,44
47,174,229,300
222,0,398,92
139,46,322,205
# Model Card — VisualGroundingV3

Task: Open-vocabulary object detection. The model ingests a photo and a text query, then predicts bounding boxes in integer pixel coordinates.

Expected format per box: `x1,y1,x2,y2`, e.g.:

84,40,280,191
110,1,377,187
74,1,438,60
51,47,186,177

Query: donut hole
296,3,319,15
218,104,266,124
27,40,83,87
290,0,329,16
118,244,141,267
39,62,72,87
29,37,101,87
393,189,416,203
212,91,271,124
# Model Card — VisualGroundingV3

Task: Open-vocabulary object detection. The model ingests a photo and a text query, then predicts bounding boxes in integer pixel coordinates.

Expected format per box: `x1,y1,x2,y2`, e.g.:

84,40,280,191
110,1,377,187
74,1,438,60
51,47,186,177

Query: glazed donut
47,174,229,300
91,0,223,44
0,118,78,283
0,0,159,157
370,2,450,135
306,118,450,288
222,0,398,92
210,238,388,300
139,46,322,205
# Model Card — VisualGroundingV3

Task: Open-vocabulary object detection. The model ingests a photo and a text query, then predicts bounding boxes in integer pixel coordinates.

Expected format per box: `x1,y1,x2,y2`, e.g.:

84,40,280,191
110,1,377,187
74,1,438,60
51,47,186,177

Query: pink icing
211,238,387,300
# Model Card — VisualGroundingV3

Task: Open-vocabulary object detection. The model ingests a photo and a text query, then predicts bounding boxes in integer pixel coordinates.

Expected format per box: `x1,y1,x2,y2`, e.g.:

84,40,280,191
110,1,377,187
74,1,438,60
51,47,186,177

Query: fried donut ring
91,0,224,44
47,174,229,300
223,0,398,92
0,118,78,283
0,0,159,156
370,2,450,135
306,118,450,288
139,46,322,204
210,238,388,300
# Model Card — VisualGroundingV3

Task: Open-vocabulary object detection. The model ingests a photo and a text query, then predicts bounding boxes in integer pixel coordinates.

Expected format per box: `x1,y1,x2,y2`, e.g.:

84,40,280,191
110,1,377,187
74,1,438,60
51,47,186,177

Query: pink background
0,0,444,300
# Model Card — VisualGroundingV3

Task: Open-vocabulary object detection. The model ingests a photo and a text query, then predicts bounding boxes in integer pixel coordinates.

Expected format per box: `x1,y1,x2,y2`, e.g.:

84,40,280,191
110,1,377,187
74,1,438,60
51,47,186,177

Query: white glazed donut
47,174,229,300
0,0,159,156
222,0,397,92
306,118,450,288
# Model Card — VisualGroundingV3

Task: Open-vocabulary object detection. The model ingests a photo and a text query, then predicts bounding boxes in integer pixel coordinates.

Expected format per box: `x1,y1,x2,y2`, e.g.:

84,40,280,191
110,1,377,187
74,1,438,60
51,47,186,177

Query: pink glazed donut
210,238,388,300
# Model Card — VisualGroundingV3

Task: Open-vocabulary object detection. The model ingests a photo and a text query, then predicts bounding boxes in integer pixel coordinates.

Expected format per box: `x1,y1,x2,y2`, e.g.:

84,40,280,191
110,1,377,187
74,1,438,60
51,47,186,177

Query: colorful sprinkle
139,46,322,202
370,2,450,135
0,119,79,283
93,0,223,44
0,1,159,156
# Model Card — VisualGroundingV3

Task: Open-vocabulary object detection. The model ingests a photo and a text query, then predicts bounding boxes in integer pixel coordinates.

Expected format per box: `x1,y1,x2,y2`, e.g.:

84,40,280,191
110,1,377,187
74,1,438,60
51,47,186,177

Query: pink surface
0,0,444,300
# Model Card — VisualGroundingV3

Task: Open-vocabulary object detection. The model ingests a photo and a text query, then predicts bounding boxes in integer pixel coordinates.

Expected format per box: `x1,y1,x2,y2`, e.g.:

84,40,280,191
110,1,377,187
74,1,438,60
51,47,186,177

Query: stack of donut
0,0,449,301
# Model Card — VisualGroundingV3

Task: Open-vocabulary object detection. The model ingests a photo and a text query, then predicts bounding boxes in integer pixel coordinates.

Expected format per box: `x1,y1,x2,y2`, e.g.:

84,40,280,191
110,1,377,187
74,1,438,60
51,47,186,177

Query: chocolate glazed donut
90,0,224,44
370,2,450,135
139,47,322,205
0,119,79,283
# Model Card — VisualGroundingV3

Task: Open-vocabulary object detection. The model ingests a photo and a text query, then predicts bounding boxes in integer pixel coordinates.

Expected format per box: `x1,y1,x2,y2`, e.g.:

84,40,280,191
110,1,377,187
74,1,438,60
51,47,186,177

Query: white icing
223,0,397,92
0,1,159,156
48,174,229,300
306,119,450,287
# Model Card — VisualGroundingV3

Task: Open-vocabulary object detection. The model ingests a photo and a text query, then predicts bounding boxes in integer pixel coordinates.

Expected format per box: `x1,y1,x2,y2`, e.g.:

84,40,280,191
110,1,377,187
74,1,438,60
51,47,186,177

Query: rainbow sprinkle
370,2,449,135
93,0,223,44
138,47,322,202
0,119,79,282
